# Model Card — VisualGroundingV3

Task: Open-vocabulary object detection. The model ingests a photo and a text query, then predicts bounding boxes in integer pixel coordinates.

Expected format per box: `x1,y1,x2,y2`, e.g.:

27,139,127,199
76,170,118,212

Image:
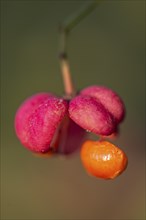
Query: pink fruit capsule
81,86,125,123
69,95,116,136
52,115,86,155
15,93,68,153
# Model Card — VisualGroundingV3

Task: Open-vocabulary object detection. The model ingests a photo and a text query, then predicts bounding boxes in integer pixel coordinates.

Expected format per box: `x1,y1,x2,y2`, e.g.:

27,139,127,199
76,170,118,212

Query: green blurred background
1,1,145,219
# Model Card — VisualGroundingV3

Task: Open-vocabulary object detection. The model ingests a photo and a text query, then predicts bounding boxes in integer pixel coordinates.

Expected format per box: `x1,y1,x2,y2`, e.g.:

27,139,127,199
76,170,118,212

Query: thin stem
59,33,75,98
61,58,75,98
59,0,99,98
62,1,99,33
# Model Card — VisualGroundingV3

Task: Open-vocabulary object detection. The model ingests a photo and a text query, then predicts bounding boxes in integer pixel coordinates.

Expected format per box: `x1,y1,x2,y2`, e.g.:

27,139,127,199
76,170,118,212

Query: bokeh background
1,1,145,220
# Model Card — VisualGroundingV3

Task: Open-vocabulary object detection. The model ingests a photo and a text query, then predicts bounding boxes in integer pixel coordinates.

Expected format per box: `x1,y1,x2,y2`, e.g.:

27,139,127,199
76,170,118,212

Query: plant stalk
59,0,99,98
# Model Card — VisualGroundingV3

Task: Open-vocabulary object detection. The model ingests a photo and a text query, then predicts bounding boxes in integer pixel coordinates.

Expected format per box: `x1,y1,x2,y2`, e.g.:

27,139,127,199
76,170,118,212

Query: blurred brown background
1,1,145,220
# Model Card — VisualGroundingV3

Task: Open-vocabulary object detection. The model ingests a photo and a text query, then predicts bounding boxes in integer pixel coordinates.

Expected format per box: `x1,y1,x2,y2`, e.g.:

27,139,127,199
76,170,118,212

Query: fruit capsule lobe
81,140,128,180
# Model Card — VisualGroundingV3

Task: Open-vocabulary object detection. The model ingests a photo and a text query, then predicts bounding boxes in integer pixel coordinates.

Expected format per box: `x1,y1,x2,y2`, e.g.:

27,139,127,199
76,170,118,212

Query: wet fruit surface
81,140,128,179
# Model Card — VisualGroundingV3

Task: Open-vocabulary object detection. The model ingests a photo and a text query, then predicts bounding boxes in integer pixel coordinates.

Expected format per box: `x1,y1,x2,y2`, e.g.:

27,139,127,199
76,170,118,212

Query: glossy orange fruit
81,140,128,180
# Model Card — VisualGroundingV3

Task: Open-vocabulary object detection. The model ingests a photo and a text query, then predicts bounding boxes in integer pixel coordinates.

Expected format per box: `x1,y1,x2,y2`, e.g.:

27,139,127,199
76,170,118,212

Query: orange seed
80,140,128,180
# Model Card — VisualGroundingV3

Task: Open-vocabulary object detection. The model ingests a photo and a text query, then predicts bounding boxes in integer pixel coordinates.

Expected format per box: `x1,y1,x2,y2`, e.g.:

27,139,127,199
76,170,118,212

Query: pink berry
69,95,116,136
15,85,126,154
81,86,125,123
15,93,68,153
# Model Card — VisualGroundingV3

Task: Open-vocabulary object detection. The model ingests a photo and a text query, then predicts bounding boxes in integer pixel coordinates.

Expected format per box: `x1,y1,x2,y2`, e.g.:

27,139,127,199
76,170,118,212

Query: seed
80,140,128,180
